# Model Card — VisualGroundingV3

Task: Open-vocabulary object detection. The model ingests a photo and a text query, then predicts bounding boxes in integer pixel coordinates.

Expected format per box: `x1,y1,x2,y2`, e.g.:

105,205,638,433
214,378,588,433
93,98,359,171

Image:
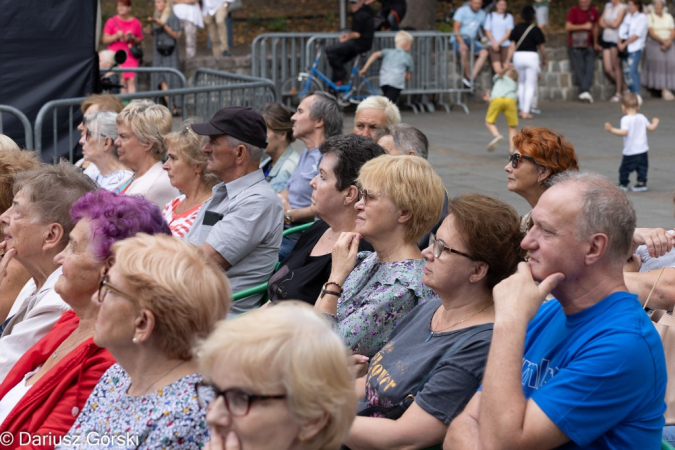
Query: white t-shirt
173,3,204,28
619,11,648,52
485,12,515,47
620,113,650,156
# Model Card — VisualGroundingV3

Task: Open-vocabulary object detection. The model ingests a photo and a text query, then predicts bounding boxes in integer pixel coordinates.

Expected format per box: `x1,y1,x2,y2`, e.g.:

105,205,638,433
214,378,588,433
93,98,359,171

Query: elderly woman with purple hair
0,190,171,447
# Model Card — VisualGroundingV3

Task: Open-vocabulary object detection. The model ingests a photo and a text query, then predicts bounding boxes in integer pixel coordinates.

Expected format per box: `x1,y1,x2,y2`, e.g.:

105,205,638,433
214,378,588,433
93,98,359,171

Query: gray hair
308,91,343,139
85,111,119,143
13,161,98,248
356,95,401,127
117,100,173,161
227,136,265,163
384,123,429,159
550,171,636,265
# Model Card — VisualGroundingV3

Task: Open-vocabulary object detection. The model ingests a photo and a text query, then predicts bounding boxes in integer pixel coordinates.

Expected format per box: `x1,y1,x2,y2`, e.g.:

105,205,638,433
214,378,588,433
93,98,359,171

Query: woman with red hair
504,127,579,230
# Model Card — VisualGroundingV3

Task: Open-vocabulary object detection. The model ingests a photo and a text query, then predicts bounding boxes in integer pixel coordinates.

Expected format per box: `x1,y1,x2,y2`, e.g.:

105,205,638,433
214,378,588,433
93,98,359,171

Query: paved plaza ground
341,99,675,228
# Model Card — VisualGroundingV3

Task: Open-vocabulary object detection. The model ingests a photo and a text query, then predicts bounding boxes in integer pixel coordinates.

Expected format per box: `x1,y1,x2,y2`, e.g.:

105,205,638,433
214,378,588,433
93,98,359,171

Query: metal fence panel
34,81,277,161
252,31,474,113
0,105,33,149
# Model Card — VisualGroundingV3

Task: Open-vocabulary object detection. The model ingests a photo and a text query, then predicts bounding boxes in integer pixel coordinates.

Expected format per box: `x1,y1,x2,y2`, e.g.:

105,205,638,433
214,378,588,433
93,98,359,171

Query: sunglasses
508,153,538,169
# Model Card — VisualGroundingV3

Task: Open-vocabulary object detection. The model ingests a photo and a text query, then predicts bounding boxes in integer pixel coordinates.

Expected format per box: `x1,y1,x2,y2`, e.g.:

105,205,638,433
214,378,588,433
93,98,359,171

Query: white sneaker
579,92,594,103
636,94,643,106
487,135,504,152
610,93,621,102
663,90,675,101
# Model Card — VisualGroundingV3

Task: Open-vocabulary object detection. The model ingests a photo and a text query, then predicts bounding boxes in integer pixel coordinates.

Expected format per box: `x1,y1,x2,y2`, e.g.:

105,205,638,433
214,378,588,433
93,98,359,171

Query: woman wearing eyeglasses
504,127,579,231
80,111,133,191
0,191,170,448
57,233,231,450
199,301,356,450
315,155,445,358
344,194,524,450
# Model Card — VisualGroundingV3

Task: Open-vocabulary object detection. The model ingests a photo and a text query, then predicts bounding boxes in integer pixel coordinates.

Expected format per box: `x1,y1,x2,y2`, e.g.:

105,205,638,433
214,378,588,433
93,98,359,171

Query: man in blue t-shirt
452,0,489,87
446,172,667,449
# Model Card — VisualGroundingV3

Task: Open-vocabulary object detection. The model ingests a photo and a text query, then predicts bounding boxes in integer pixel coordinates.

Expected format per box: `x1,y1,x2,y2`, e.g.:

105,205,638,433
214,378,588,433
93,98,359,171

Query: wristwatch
284,209,292,225
319,281,343,299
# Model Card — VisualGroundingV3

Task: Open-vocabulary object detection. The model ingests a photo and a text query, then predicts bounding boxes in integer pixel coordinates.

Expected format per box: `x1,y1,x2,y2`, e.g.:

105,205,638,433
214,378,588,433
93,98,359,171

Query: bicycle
280,40,381,108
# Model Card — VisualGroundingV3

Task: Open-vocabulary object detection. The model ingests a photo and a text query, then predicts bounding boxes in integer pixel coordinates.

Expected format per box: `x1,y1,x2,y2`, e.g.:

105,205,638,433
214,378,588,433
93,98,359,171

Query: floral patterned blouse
57,364,212,449
336,251,439,357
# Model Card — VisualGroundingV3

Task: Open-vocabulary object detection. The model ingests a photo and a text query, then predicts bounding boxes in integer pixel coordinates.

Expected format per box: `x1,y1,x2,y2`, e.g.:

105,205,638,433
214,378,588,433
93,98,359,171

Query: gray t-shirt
357,299,493,424
637,230,675,272
379,48,414,90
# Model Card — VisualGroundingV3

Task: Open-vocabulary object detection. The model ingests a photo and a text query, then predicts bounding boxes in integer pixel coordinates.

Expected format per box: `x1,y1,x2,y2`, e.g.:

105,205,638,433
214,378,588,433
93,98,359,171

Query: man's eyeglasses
429,233,476,260
97,274,135,303
195,382,286,416
508,153,538,169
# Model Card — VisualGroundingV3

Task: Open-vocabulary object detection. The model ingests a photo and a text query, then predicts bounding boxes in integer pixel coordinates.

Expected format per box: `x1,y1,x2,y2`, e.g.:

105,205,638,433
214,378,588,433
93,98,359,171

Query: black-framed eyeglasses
97,274,135,303
508,153,538,169
429,233,476,260
195,382,287,417
358,188,378,205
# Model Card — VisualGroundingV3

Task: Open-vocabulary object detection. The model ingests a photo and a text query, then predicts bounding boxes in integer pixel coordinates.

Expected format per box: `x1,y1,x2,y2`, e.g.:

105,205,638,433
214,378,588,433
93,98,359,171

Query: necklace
52,332,94,359
131,360,187,396
425,303,493,343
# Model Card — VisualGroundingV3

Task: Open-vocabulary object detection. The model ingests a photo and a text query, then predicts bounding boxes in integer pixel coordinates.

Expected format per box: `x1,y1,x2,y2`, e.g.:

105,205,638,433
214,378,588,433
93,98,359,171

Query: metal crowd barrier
0,105,34,149
252,31,474,114
34,81,278,161
110,67,189,89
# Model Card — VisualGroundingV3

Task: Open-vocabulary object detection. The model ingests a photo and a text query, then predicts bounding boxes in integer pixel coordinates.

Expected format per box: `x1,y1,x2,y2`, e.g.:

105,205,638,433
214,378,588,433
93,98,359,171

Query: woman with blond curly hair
114,100,179,207
199,301,356,450
504,126,579,230
162,124,220,238
315,155,445,358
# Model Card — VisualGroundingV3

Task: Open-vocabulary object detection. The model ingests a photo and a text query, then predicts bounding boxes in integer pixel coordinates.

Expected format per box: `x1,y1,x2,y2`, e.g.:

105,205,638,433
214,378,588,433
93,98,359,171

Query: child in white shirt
604,92,659,191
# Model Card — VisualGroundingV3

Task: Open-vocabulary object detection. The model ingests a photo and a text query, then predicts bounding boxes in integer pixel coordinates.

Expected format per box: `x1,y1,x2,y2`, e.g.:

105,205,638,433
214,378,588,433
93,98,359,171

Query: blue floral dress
56,364,212,449
336,251,439,357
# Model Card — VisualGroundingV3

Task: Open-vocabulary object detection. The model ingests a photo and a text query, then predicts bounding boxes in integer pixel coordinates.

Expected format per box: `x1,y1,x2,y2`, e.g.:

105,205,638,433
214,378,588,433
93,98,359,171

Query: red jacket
0,311,115,449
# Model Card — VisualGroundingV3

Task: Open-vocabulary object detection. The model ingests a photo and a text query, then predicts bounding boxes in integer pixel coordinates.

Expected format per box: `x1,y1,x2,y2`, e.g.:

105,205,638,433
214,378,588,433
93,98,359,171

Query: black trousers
381,85,402,103
326,41,363,83
619,152,649,185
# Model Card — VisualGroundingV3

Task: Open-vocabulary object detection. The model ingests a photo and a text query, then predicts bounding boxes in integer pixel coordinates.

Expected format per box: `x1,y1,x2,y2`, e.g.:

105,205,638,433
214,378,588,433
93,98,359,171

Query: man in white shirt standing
203,0,232,57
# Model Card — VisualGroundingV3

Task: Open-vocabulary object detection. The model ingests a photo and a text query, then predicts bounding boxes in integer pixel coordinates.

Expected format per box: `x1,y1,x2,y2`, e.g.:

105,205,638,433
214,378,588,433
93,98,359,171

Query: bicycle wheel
280,74,323,108
355,76,382,103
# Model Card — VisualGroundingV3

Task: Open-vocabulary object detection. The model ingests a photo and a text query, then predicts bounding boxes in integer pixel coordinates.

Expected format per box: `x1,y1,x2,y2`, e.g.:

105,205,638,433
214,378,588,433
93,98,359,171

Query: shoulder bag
112,17,143,61
357,323,494,420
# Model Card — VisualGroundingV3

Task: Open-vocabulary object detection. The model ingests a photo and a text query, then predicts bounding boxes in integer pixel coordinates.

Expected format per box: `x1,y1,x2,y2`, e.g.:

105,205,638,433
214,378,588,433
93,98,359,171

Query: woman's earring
132,337,138,344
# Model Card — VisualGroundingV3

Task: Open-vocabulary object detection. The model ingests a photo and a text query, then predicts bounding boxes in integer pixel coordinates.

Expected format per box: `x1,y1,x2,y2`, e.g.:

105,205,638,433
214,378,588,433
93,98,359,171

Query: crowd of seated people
0,91,674,450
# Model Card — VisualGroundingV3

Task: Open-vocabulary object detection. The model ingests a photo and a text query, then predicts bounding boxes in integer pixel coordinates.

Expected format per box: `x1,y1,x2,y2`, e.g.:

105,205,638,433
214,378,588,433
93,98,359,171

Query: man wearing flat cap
186,106,283,316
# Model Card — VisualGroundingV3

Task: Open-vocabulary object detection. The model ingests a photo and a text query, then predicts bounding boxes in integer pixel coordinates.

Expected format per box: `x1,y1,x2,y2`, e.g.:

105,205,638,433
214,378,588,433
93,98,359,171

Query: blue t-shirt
453,4,487,39
286,147,322,209
522,291,666,449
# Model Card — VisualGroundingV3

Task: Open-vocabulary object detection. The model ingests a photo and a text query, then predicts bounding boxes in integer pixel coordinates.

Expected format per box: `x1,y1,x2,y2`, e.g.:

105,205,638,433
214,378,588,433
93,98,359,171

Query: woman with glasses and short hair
0,190,170,448
80,111,133,190
345,194,524,450
198,301,356,450
57,233,231,450
504,127,579,231
315,155,445,358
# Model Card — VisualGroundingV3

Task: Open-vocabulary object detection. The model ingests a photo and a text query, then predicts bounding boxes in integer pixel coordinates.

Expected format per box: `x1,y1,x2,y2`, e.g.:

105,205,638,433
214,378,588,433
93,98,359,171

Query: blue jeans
664,425,675,445
619,152,648,185
623,50,642,94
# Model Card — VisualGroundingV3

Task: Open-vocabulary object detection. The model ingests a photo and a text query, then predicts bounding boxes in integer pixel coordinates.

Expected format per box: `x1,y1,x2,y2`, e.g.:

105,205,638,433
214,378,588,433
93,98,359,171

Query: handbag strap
111,16,134,47
410,323,494,399
515,24,536,51
643,267,666,310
